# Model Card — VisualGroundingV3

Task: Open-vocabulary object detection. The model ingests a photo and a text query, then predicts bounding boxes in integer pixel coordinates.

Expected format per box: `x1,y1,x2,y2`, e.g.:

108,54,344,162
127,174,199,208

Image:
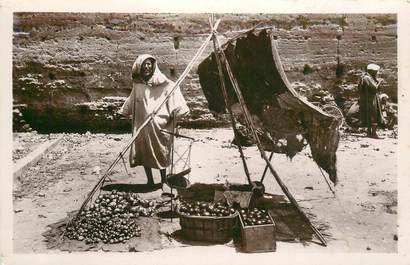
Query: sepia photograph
1,1,410,265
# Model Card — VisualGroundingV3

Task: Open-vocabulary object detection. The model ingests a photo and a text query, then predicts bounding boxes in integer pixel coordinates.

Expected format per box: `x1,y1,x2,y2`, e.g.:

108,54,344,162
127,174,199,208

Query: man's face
369,69,378,79
141,59,154,80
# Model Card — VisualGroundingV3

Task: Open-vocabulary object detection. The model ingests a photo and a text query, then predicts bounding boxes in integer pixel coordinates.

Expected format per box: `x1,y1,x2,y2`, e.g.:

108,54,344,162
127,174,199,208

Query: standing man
358,63,384,139
118,54,190,186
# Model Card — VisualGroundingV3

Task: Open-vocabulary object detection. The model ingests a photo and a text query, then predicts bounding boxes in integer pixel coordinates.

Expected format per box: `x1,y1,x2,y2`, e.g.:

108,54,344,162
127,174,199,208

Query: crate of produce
177,200,239,243
239,208,276,253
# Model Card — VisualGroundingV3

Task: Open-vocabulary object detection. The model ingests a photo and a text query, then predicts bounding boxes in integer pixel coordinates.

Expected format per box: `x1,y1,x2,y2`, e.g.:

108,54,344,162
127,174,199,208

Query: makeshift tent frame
209,19,327,246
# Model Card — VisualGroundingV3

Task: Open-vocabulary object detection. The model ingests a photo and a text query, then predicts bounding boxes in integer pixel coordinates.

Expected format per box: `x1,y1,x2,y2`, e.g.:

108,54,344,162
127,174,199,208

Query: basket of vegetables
238,208,276,252
177,200,239,243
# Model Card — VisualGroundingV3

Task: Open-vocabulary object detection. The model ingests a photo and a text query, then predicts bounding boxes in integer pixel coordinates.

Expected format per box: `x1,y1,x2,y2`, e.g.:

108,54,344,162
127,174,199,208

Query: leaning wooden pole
211,34,253,186
66,20,221,229
259,152,273,183
212,33,327,246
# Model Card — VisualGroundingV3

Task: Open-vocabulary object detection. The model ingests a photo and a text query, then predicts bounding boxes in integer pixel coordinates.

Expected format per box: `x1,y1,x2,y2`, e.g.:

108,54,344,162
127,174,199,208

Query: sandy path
13,129,397,253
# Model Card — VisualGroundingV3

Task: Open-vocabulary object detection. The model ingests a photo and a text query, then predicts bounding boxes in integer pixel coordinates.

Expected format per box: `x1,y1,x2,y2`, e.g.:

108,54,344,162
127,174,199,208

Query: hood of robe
131,54,168,86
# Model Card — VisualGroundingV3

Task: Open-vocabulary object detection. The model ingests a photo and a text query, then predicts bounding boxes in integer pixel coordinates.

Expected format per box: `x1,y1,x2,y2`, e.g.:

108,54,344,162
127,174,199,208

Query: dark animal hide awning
197,29,340,184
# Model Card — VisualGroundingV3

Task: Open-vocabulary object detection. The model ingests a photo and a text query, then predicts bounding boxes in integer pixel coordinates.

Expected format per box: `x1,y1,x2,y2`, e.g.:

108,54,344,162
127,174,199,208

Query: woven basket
178,209,239,243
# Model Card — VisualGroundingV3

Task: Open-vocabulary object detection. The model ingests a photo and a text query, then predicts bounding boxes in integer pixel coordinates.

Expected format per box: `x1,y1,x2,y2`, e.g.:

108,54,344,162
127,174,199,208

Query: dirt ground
12,128,397,253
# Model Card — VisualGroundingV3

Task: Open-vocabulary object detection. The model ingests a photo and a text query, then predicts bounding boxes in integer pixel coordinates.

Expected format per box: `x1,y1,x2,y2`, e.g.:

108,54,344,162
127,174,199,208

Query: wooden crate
239,213,276,253
178,210,239,243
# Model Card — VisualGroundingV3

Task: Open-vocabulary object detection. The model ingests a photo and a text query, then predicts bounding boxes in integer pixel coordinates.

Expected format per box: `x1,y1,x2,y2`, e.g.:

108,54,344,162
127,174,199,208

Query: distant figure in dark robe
359,63,383,139
118,54,190,186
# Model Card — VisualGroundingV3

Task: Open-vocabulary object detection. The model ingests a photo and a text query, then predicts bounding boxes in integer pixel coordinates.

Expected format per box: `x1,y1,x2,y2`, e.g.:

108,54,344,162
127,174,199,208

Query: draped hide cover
197,29,340,184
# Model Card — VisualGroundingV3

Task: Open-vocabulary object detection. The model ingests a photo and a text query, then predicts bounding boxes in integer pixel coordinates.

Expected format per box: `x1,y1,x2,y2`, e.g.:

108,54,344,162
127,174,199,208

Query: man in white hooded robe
118,54,190,186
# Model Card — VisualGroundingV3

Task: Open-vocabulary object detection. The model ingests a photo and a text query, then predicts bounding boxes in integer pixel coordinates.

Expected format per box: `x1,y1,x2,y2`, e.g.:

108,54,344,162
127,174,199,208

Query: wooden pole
211,33,253,185
260,152,273,183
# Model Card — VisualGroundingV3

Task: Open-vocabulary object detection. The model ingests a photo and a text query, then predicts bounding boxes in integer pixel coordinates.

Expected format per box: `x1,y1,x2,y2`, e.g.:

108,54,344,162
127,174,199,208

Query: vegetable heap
65,190,157,244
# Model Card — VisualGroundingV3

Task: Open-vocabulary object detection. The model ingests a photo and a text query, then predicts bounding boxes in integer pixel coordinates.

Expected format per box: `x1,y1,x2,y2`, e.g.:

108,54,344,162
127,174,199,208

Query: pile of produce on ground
65,190,158,244
178,200,237,217
239,208,273,226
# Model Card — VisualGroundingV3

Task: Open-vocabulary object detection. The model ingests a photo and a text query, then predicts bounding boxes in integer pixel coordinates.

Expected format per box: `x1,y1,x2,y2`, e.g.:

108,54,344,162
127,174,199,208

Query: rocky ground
12,132,60,162
12,128,397,253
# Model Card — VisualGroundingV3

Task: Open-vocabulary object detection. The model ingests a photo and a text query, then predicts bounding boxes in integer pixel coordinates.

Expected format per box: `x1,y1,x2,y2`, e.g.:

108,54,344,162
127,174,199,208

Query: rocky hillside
13,13,397,133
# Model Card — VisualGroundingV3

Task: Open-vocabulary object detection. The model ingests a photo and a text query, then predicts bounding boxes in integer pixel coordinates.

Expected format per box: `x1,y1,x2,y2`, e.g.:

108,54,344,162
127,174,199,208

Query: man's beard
141,69,154,81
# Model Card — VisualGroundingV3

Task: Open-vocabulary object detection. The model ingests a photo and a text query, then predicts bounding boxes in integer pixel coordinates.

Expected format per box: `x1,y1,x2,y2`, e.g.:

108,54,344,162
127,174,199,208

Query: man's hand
173,106,182,115
376,78,384,90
